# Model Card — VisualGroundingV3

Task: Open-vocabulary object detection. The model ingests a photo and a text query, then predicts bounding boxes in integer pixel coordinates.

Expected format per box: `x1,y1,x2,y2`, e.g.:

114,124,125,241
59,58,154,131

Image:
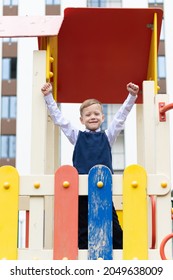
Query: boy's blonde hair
80,98,103,116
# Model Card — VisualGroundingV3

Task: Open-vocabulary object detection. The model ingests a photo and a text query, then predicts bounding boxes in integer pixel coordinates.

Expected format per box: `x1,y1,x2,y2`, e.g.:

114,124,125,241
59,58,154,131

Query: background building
0,0,171,179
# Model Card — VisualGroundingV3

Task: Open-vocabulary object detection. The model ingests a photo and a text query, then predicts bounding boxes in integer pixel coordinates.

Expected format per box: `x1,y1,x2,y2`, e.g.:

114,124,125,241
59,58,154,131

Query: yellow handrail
147,12,160,94
39,36,58,101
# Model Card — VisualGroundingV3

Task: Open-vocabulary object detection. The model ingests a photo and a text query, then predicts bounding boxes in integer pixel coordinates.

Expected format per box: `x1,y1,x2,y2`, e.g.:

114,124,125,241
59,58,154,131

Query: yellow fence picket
123,164,148,260
0,166,19,260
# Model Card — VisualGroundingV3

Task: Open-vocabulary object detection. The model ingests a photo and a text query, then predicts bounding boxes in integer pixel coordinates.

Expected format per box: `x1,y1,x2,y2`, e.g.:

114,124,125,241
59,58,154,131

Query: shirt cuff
44,93,54,104
127,93,138,103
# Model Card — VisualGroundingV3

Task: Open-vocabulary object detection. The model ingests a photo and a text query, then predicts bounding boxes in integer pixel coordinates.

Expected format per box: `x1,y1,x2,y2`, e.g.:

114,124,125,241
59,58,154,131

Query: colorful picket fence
0,164,172,260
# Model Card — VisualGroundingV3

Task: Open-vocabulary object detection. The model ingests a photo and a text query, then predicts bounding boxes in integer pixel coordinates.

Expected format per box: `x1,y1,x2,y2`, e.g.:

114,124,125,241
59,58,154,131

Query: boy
41,82,139,249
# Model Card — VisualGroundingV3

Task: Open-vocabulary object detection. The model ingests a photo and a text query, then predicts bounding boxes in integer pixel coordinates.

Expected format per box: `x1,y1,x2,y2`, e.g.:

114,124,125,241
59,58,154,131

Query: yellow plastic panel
0,166,19,259
123,164,148,260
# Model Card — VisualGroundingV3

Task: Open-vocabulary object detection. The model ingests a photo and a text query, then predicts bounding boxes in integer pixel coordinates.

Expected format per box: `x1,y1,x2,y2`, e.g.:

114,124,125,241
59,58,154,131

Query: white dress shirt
44,93,137,147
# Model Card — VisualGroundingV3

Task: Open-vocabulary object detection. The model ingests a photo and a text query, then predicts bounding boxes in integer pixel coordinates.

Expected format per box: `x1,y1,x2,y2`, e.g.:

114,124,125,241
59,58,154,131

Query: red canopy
57,8,163,104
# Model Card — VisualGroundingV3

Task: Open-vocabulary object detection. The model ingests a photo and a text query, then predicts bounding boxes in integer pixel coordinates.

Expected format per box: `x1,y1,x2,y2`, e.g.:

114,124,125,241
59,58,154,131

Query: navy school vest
72,131,114,174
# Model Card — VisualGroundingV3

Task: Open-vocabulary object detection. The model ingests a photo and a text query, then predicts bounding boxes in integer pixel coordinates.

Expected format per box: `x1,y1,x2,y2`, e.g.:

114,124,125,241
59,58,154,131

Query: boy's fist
41,82,52,96
127,82,139,96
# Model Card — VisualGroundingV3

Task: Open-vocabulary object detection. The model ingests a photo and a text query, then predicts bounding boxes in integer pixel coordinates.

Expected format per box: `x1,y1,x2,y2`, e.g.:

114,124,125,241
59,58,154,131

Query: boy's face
80,103,104,131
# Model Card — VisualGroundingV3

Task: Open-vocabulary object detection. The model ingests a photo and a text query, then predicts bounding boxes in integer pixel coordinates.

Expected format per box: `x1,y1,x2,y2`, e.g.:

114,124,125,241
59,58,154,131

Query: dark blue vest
72,131,113,174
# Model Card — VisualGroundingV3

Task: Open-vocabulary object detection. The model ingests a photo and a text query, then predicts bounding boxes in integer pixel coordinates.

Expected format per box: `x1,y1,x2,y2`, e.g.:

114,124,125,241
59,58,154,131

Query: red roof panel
57,8,163,104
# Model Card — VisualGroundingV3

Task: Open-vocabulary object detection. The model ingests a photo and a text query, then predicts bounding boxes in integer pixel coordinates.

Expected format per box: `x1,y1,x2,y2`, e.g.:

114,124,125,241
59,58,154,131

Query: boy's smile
80,103,104,131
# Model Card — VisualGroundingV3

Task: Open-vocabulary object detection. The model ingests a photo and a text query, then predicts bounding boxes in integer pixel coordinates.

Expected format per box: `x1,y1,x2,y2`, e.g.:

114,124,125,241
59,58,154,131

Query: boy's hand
41,82,52,96
127,82,139,96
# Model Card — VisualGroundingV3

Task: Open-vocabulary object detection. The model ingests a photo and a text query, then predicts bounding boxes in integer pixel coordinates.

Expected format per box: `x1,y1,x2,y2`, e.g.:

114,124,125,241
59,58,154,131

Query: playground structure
0,7,173,260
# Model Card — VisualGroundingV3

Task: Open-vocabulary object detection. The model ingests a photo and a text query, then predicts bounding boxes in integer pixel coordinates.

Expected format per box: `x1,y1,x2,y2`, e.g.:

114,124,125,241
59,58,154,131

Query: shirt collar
85,128,101,133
